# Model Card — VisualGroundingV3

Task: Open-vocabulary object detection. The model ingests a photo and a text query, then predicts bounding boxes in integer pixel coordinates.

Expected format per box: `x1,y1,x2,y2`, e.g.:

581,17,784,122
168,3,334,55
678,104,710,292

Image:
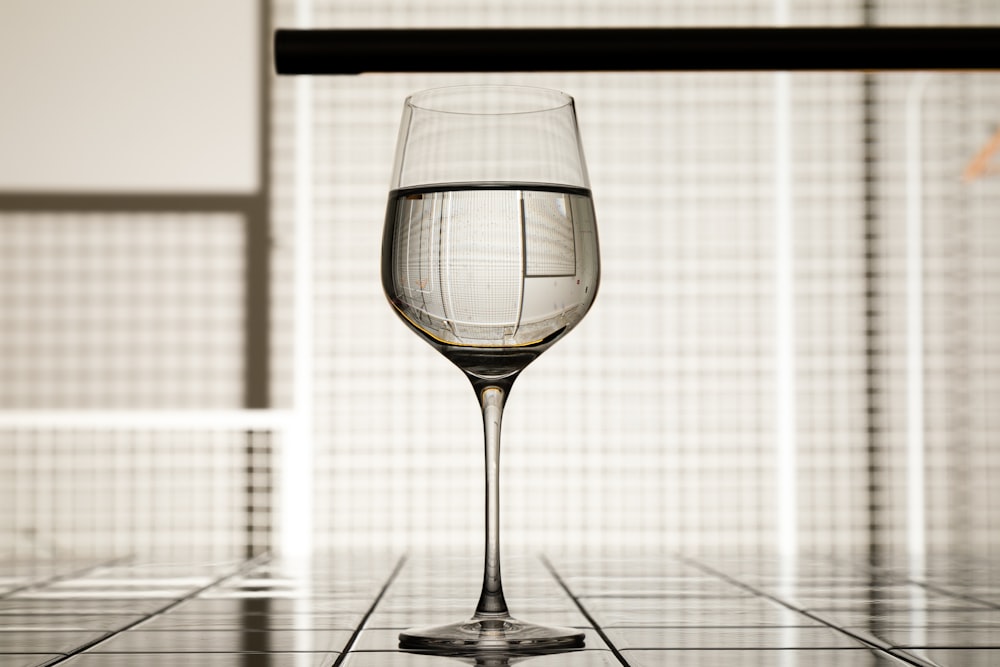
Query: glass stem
473,384,511,620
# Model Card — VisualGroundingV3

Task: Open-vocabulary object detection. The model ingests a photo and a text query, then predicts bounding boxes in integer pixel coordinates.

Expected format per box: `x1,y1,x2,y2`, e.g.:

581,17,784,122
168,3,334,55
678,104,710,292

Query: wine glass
381,84,600,652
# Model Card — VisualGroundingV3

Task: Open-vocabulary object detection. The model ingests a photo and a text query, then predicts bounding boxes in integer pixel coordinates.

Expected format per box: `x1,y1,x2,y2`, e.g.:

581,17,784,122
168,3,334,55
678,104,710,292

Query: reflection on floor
1,550,997,666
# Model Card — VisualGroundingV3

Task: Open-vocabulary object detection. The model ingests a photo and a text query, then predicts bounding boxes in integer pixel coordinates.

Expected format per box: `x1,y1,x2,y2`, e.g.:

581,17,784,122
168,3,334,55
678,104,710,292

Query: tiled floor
1,551,997,666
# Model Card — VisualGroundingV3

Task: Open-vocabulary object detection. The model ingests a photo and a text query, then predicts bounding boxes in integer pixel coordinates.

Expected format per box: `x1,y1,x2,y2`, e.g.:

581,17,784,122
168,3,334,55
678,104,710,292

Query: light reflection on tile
364,609,492,630
805,598,993,612
621,648,909,666
365,609,590,630
817,608,1000,628
372,597,479,613
0,614,143,631
0,600,163,615
136,612,363,631
0,655,65,667
583,596,820,628
85,629,353,653
350,627,605,652
893,648,1000,667
341,649,620,666
559,576,748,597
170,598,375,615
887,626,1000,648
0,631,108,653
604,626,868,649
783,586,985,610
59,653,337,666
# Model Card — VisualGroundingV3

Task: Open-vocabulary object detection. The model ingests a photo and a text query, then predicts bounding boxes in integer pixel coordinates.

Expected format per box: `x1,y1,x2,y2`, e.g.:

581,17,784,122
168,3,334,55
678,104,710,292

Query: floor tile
5,551,996,666
136,611,363,631
818,607,1000,628
891,647,1000,667
0,600,163,615
170,598,375,615
585,596,819,628
888,626,1000,646
621,648,910,666
84,629,353,653
59,653,337,666
558,576,751,598
0,614,143,631
0,656,65,667
0,630,107,654
603,625,869,649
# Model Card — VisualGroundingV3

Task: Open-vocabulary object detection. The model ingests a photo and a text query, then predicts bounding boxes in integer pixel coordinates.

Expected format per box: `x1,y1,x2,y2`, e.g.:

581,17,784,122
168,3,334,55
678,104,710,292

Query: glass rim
405,84,574,116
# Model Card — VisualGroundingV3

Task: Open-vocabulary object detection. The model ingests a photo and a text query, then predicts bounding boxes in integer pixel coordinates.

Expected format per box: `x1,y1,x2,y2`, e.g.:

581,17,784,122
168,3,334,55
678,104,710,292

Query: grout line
675,554,934,667
539,554,632,667
42,552,272,664
0,555,133,600
330,554,408,666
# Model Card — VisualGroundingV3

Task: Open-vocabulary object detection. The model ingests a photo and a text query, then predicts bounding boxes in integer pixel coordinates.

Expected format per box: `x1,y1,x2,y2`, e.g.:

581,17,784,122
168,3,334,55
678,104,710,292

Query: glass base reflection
399,615,585,653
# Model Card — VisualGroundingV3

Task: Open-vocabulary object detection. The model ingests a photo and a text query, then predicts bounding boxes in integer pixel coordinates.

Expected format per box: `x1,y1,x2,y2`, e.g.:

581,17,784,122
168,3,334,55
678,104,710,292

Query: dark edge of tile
37,655,72,667
888,647,970,667
330,555,407,667
540,555,632,666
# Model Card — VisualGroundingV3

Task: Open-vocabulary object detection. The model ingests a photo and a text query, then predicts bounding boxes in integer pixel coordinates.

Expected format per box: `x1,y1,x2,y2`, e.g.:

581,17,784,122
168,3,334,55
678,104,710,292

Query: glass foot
399,616,585,653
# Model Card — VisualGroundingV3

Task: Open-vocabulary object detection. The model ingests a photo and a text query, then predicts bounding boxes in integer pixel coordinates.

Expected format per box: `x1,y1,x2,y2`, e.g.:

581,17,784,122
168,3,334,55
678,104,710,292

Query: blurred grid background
1,0,998,570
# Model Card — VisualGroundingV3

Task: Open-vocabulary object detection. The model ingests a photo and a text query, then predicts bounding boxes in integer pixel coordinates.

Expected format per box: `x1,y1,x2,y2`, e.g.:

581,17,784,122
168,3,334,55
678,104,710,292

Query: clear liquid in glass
382,183,600,382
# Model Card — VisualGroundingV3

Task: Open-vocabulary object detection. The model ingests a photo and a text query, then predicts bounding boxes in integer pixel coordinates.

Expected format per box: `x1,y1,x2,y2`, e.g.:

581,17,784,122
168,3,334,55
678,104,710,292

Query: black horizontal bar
274,26,1000,75
0,192,260,213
